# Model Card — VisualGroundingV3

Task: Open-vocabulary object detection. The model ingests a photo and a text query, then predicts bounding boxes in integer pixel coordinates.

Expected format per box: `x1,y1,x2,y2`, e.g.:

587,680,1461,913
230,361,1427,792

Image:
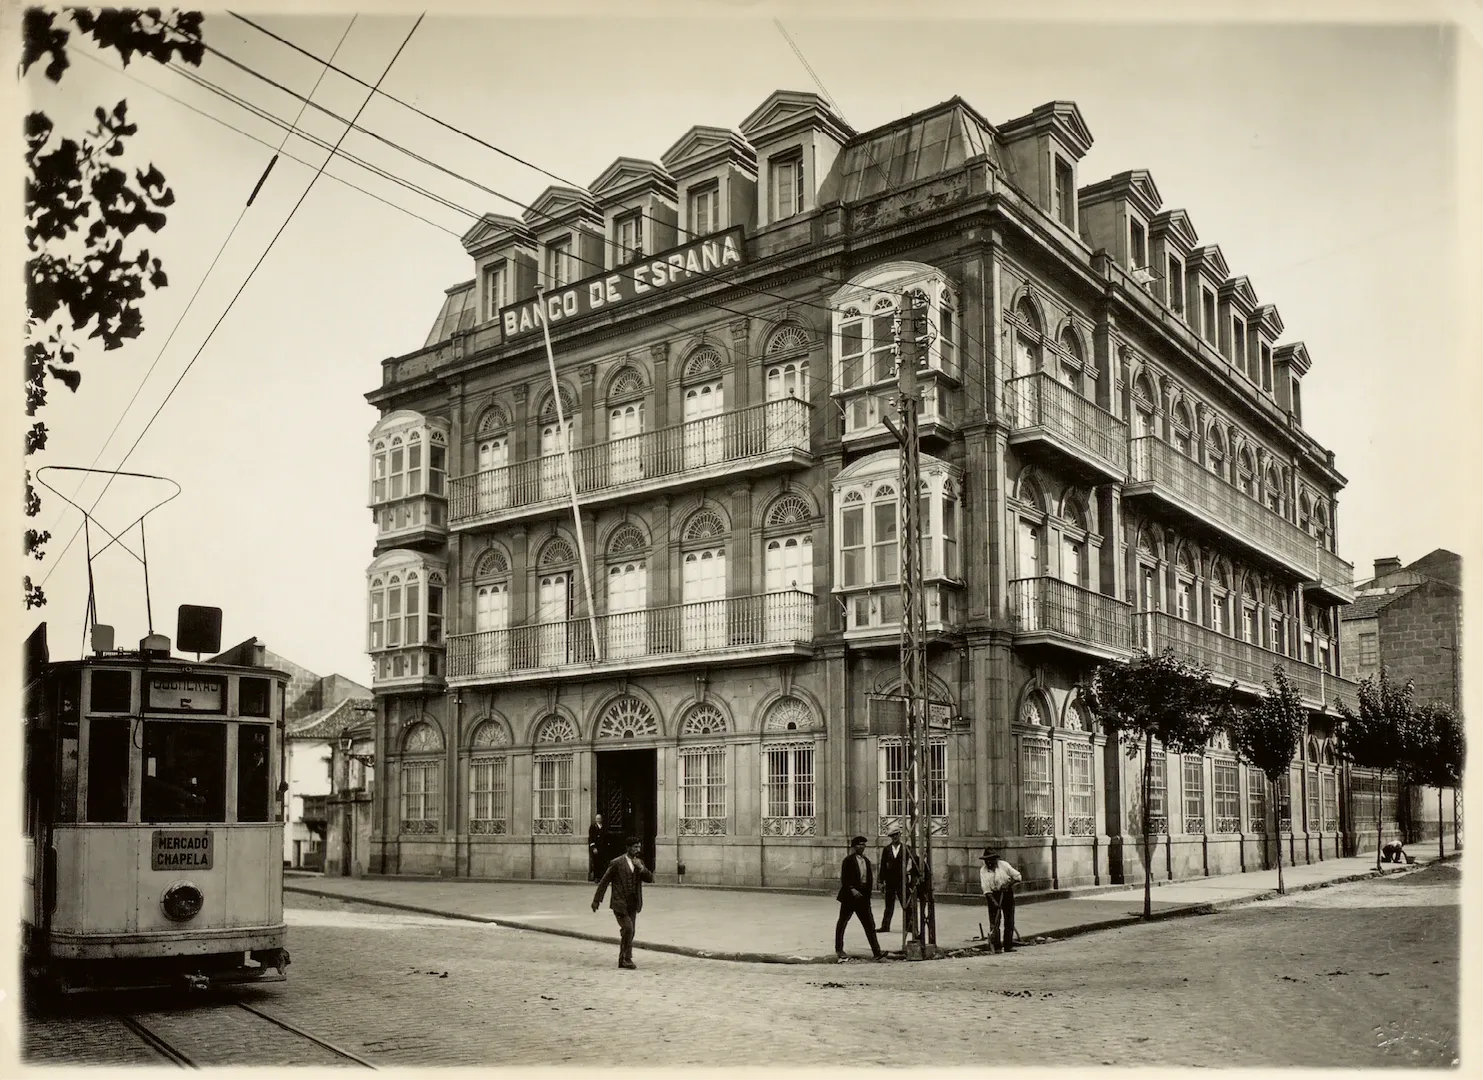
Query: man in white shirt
979,848,1022,953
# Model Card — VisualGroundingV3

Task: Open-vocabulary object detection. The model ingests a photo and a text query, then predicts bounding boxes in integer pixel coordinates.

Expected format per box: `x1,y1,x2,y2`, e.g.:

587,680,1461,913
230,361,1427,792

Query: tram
23,618,293,994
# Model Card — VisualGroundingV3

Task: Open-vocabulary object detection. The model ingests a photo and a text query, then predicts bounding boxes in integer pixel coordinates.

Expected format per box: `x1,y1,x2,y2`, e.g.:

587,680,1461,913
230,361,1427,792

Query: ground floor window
533,753,573,834
1247,766,1268,834
1321,772,1338,833
762,742,815,835
400,759,440,834
1021,735,1053,836
1213,761,1240,832
1065,741,1095,836
1276,772,1292,832
1307,766,1322,832
469,755,507,834
1147,751,1167,833
1183,757,1205,834
878,736,947,835
679,745,727,834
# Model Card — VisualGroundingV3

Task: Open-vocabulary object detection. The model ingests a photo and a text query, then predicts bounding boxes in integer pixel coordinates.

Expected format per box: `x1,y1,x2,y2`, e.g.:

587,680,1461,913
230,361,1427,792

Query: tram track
115,999,376,1069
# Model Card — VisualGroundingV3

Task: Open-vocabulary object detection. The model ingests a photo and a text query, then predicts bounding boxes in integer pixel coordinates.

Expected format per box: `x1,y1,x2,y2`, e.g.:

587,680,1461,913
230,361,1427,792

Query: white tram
23,621,293,994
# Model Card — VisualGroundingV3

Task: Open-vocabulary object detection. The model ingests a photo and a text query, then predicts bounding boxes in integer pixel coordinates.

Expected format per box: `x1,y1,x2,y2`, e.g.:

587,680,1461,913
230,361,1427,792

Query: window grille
1247,766,1268,833
1065,741,1095,836
1183,757,1205,834
400,760,440,834
1213,762,1241,832
533,753,573,833
679,745,727,834
469,756,507,834
1021,736,1053,836
762,741,815,835
878,736,947,835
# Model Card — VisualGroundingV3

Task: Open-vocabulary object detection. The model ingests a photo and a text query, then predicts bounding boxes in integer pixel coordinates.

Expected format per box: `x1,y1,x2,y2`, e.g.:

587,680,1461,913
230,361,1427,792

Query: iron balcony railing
1139,610,1352,711
448,397,810,524
446,590,814,678
1009,576,1134,653
1007,372,1129,478
1128,437,1355,591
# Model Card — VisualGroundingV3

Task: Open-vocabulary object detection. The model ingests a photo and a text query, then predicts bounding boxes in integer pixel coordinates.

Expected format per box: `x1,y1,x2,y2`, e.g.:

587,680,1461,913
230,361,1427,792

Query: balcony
1007,372,1128,483
448,398,811,529
1126,437,1354,590
1009,576,1133,659
445,591,814,686
1139,610,1349,713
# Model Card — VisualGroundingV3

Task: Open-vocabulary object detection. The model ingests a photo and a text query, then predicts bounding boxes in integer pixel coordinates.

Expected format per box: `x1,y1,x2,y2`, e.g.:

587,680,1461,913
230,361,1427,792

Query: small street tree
1086,648,1222,918
1230,666,1307,895
1335,672,1414,871
1399,702,1465,861
22,8,204,608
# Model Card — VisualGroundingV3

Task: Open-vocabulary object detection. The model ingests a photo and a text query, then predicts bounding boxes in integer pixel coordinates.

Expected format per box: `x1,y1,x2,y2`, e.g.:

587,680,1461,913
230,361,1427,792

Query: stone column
511,525,530,627
580,364,597,448
511,384,529,463
651,342,670,430
650,497,672,608
730,318,751,410
728,482,753,600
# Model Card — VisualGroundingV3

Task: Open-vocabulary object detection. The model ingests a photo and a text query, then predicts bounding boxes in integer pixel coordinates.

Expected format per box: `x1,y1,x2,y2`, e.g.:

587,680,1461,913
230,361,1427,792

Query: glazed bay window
468,756,507,834
369,414,450,541
762,741,815,835
770,149,805,220
1065,742,1095,836
679,745,727,834
367,552,447,685
533,753,573,833
1213,761,1240,832
1183,757,1205,833
400,759,439,834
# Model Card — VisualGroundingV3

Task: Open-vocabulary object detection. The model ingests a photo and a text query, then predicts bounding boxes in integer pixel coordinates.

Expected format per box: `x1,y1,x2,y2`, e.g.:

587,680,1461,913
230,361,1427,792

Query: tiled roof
289,698,376,741
1340,587,1417,621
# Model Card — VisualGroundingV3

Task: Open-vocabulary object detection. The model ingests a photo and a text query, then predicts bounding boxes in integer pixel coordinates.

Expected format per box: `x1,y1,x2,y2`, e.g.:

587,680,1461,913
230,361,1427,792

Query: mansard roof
1078,169,1163,218
1186,243,1230,280
461,213,533,255
660,125,758,177
1149,207,1200,250
1218,275,1260,311
998,100,1094,159
739,89,853,145
1274,341,1312,375
820,96,997,205
588,157,677,204
1252,302,1285,338
424,280,476,347
522,185,601,232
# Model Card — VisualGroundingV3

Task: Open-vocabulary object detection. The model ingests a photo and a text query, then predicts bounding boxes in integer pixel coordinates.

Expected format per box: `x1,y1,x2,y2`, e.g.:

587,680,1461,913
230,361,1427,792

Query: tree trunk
1142,729,1153,919
1375,768,1383,872
1272,774,1285,895
1439,786,1445,860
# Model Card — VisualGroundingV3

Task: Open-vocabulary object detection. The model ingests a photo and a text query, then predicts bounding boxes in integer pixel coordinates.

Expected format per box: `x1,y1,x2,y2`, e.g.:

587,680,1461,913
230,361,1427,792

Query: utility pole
887,289,934,958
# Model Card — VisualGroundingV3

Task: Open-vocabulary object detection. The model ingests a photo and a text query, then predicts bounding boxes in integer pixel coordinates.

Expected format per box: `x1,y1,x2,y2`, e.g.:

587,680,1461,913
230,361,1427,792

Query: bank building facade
362,90,1374,895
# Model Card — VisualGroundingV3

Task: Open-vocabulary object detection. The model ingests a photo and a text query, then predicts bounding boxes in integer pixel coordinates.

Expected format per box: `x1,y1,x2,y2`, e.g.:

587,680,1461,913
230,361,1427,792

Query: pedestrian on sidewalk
836,835,885,961
980,848,1022,954
878,827,909,934
587,813,605,882
592,835,653,969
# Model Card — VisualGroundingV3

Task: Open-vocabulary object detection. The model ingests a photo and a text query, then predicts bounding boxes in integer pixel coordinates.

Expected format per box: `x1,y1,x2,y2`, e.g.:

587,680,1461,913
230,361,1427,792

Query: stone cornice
1078,169,1163,219
661,125,759,179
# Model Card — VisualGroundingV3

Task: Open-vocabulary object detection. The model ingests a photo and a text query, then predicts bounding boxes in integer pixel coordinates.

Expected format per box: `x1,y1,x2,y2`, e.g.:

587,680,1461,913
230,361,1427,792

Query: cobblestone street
23,861,1460,1069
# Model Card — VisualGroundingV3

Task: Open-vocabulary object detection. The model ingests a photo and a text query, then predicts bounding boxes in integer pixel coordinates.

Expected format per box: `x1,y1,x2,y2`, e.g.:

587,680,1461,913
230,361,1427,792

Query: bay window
367,550,447,685
369,411,450,541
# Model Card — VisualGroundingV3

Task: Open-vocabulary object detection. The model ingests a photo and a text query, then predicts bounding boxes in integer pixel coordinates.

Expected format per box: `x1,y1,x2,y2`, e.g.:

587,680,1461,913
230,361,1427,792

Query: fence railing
448,397,810,523
1007,372,1128,475
446,590,814,678
1009,576,1133,652
1139,610,1341,707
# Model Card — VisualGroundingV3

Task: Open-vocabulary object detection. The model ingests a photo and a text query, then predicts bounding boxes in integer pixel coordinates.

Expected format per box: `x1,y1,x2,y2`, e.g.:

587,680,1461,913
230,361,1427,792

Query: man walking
836,835,885,961
979,848,1022,953
878,827,909,934
592,835,653,969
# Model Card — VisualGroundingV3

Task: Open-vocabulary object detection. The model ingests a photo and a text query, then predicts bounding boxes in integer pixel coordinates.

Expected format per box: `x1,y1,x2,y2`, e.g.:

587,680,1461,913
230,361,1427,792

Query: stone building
361,90,1363,894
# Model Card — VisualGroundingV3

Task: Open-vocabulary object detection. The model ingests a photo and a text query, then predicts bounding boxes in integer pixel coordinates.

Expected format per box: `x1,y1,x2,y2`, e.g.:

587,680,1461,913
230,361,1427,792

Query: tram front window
142,722,226,823
238,725,271,822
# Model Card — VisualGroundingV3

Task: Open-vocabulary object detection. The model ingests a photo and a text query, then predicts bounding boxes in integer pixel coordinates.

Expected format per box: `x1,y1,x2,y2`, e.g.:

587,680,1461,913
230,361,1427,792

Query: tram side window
239,677,271,718
238,725,271,822
142,722,226,824
58,721,80,823
90,669,131,712
86,718,131,822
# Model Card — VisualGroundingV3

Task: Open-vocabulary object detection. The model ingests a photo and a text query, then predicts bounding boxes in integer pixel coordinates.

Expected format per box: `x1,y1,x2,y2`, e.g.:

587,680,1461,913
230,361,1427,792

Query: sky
11,2,1481,686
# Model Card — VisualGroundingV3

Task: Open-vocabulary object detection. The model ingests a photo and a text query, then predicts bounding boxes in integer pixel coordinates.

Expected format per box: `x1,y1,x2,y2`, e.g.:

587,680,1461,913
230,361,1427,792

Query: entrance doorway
595,748,658,870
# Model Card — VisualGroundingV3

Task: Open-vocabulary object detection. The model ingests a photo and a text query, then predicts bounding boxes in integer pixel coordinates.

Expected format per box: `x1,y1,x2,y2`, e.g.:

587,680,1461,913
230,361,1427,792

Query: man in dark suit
587,813,605,882
878,827,909,934
836,835,885,960
592,835,654,969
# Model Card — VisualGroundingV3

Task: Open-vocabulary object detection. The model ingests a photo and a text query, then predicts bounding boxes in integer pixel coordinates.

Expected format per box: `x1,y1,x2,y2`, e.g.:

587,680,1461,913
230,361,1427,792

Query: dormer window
544,236,575,288
1201,288,1217,345
1260,343,1274,392
1231,316,1247,372
616,211,644,265
1130,217,1148,269
769,149,805,220
482,262,507,323
1053,157,1075,227
687,182,720,238
1166,255,1185,315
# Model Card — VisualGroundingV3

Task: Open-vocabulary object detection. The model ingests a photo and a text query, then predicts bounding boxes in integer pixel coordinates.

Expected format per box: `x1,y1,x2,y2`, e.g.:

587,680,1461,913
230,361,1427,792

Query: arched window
473,547,511,674
399,721,443,834
1174,546,1198,623
678,704,728,834
1236,446,1256,498
1132,374,1157,438
1299,492,1313,534
1240,578,1261,644
1058,326,1085,396
764,492,814,595
605,523,649,659
535,538,575,665
765,326,812,404
532,715,575,834
597,697,659,740
762,697,816,835
468,720,509,834
1210,561,1231,635
537,385,578,500
1207,426,1227,480
1313,501,1330,550
1059,495,1090,588
1171,400,1194,457
1264,465,1284,516
681,507,728,650
1016,691,1053,836
474,403,510,475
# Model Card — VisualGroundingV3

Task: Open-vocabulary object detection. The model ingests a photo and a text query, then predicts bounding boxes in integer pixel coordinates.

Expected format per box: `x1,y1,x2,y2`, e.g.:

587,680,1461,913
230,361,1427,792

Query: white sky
9,2,1482,685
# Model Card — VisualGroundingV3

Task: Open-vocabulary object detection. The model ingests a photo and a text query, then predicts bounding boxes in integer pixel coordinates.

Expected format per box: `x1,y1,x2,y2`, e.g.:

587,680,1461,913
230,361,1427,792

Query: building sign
147,675,225,713
499,227,746,343
151,830,214,871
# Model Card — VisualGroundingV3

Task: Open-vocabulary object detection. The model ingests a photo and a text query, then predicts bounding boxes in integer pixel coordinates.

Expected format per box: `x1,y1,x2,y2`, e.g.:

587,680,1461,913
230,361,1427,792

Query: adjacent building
361,90,1365,894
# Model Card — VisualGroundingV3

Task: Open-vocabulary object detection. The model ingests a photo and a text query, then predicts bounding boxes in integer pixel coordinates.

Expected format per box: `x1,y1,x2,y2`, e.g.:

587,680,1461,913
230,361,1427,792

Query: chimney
1373,557,1402,579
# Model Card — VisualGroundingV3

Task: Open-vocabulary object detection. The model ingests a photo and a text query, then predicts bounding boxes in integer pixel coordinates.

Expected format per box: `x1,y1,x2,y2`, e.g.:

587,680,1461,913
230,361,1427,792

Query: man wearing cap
835,835,886,960
592,836,654,969
979,848,1023,953
878,827,909,935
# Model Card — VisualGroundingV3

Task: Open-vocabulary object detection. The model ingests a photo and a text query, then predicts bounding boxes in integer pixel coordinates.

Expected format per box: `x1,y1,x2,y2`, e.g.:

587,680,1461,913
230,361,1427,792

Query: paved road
21,861,1460,1069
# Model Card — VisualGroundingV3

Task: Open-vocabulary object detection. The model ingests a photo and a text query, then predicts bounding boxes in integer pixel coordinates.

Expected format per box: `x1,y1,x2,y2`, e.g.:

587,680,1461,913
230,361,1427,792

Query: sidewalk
284,845,1459,965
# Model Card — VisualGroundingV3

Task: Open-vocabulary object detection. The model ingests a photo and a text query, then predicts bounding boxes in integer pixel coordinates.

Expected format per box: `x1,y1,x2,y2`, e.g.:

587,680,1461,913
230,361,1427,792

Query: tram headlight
161,881,204,922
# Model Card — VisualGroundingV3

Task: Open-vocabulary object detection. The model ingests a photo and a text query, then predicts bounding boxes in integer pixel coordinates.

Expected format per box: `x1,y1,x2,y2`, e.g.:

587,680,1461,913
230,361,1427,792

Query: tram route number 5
152,830,214,871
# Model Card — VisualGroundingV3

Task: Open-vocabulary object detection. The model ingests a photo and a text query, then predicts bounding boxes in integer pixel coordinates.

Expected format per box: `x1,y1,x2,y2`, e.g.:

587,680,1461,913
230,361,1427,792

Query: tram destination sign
147,675,225,713
498,226,746,344
151,830,214,871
